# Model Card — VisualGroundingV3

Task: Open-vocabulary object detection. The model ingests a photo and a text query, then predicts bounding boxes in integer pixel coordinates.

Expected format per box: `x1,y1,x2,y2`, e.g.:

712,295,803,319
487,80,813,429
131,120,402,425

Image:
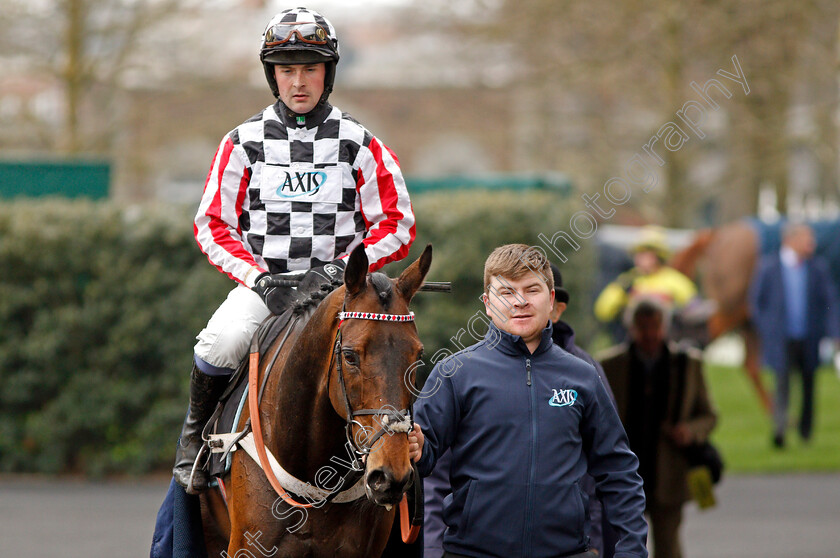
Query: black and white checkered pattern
235,104,368,271
195,101,415,285
263,7,340,57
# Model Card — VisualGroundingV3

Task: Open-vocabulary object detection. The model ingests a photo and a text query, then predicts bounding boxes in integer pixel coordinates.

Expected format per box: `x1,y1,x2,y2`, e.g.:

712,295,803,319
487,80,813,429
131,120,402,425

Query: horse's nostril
367,468,413,500
367,469,391,492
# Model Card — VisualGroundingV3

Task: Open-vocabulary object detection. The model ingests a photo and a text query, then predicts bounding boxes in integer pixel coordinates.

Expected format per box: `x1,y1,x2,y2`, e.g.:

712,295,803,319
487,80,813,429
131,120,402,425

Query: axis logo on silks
262,165,344,203
276,170,327,198
549,388,578,408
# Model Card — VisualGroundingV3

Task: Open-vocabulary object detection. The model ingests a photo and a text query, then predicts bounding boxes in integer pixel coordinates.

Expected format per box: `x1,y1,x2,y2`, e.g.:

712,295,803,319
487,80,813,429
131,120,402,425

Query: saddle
203,307,297,478
200,275,336,479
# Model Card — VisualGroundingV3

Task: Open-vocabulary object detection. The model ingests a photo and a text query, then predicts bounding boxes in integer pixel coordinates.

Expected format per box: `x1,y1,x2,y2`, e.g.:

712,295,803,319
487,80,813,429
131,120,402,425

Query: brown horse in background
670,221,773,413
201,243,432,557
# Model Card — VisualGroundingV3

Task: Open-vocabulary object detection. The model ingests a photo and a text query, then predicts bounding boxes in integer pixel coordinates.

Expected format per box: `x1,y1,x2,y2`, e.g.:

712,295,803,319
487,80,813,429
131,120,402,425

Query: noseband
332,309,416,466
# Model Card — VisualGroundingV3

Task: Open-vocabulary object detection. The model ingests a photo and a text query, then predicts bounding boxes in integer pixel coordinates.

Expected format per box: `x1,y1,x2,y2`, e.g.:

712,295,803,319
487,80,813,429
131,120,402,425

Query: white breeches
193,285,272,371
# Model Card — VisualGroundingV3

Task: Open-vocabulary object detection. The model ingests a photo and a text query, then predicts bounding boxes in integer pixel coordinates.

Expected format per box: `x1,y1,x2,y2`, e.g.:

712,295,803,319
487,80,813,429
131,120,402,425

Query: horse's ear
344,244,369,296
397,244,433,301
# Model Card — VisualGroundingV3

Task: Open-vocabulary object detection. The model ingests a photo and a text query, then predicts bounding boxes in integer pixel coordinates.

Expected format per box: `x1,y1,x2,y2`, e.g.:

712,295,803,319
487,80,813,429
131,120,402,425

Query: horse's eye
342,348,359,368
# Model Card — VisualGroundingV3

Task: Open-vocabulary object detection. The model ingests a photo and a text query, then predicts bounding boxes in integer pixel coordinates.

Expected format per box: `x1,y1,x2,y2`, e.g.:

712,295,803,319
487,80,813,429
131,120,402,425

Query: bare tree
409,0,839,224
0,0,187,155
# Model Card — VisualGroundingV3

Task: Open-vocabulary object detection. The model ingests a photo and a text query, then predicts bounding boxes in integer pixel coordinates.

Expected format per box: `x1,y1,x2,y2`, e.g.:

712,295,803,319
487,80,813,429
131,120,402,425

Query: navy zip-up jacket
415,322,648,558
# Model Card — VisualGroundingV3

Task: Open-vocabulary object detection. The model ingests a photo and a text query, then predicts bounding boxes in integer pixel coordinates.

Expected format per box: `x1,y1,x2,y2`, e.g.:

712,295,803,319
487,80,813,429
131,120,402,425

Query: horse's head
329,243,432,507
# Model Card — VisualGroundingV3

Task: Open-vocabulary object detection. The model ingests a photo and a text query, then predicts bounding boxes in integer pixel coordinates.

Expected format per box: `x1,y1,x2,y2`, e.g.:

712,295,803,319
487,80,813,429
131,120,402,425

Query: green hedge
0,192,596,475
0,201,231,475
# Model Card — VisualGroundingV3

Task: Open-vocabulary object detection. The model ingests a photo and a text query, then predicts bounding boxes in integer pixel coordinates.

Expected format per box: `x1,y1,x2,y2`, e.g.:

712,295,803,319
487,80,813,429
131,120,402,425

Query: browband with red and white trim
338,311,415,322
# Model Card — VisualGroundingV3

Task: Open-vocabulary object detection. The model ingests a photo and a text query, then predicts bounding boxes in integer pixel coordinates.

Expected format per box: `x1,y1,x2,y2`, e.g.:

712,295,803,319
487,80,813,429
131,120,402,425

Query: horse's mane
669,228,715,278
292,282,343,316
291,271,395,317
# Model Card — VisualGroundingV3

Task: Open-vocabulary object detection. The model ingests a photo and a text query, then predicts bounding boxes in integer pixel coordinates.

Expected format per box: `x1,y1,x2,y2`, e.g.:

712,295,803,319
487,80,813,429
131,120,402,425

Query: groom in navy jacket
408,244,647,558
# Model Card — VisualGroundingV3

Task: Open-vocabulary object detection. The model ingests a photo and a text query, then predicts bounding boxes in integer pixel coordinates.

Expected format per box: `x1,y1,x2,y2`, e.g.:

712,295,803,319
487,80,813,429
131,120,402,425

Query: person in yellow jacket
595,227,698,324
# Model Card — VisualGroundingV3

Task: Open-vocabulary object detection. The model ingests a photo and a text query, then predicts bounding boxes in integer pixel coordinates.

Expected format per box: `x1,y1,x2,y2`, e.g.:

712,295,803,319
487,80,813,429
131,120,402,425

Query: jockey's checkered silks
195,103,415,282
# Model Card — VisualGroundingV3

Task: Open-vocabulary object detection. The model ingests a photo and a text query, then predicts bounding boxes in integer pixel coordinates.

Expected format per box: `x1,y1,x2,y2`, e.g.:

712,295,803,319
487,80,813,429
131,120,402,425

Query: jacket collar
274,100,333,129
486,321,555,357
550,319,576,352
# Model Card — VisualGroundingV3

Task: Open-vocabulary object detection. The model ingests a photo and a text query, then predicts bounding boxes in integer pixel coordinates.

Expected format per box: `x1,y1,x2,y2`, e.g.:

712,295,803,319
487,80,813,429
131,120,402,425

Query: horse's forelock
368,272,394,308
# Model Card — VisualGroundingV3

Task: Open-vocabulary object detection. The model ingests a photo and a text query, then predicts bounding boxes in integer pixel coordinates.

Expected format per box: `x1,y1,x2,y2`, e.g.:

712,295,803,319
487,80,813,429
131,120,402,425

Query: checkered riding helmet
260,7,340,104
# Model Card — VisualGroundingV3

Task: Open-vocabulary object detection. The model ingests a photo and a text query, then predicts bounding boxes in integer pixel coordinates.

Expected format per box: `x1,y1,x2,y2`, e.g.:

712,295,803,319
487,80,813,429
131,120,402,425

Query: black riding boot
173,364,228,494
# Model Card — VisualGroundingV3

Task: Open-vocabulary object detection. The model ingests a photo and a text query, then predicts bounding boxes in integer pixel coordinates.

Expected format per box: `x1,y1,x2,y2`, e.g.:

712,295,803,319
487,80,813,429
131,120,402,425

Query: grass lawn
705,363,840,473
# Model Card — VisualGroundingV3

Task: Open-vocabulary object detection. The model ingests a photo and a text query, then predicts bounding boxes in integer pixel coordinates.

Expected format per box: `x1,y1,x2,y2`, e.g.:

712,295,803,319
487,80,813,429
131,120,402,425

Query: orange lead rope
400,494,421,544
248,350,314,509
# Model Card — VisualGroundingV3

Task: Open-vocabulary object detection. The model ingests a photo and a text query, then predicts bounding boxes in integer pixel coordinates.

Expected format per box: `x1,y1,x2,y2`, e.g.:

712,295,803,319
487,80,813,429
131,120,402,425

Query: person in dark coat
600,297,717,558
421,263,619,558
749,222,840,447
548,264,618,558
409,244,648,558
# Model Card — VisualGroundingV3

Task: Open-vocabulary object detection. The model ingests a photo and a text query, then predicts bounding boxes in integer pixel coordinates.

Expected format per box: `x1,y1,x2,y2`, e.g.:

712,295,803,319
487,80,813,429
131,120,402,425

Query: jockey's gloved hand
252,272,300,315
298,259,347,293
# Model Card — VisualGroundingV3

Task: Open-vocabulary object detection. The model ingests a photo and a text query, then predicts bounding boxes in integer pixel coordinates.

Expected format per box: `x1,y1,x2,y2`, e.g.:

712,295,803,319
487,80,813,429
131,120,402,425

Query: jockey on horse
174,6,415,494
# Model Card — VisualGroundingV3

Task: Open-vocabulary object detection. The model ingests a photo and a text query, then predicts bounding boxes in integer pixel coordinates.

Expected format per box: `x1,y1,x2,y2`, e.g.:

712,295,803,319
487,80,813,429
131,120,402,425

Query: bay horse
669,220,773,412
200,243,432,557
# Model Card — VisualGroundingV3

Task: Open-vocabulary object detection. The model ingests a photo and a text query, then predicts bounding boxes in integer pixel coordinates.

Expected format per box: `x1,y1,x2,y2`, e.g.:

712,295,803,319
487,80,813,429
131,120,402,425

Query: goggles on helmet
264,22,329,47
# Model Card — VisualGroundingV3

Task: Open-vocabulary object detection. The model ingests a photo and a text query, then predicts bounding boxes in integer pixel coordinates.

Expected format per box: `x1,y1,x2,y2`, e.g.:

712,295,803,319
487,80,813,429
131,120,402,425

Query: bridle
328,307,423,544
330,308,416,468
